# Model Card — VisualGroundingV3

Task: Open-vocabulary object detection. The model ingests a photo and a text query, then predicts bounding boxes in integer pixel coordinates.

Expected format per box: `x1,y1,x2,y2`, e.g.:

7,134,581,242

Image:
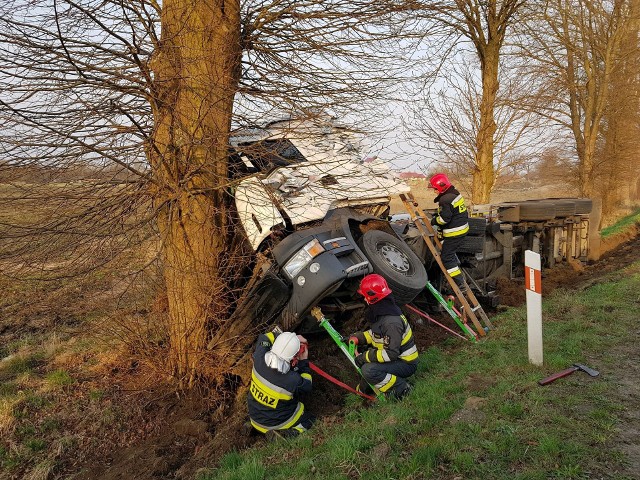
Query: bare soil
2,226,638,480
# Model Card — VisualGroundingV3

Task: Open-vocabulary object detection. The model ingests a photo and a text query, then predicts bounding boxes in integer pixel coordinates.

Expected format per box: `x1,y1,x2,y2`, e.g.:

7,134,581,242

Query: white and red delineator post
525,250,543,366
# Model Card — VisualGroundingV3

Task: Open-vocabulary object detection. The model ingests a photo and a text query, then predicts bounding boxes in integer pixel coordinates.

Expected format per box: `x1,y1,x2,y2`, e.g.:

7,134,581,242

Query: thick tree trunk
149,0,241,389
472,43,499,204
600,0,640,216
580,135,597,198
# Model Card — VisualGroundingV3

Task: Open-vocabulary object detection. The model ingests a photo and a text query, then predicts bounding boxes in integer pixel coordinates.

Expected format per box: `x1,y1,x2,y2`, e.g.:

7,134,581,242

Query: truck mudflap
278,250,370,330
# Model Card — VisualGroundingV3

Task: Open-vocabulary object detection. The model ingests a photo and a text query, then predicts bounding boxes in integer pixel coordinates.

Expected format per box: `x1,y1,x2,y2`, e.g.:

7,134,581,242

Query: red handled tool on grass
538,364,600,386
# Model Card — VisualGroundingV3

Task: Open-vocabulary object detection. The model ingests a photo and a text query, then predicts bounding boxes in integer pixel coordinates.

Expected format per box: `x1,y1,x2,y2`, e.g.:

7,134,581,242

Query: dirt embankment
5,220,636,480
78,228,640,480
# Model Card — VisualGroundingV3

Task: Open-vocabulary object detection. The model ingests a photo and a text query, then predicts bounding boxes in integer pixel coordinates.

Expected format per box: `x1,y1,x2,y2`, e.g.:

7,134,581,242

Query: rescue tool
310,307,385,400
538,364,600,386
308,362,377,402
424,282,478,341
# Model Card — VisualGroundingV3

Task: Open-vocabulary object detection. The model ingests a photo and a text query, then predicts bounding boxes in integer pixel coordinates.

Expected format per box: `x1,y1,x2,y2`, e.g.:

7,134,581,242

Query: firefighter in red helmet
350,274,418,399
428,173,470,292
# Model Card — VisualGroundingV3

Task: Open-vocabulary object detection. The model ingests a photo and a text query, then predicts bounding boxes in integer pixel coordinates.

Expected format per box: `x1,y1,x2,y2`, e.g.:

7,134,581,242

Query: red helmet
357,274,392,304
429,173,452,194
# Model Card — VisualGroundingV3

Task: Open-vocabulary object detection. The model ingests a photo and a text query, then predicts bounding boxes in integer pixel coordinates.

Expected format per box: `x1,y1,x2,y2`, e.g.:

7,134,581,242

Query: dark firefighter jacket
354,297,419,364
432,186,469,238
247,332,312,432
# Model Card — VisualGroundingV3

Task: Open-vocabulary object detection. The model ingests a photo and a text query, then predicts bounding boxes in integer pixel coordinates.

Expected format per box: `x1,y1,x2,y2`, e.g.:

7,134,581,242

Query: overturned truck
230,121,596,332
230,120,427,332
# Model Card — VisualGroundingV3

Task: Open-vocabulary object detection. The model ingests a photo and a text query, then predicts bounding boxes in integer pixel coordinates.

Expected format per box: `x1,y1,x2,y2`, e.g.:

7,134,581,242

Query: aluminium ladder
400,192,493,337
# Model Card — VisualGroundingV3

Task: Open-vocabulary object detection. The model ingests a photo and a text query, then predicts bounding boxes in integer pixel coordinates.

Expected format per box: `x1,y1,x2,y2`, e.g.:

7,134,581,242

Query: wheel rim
378,242,411,273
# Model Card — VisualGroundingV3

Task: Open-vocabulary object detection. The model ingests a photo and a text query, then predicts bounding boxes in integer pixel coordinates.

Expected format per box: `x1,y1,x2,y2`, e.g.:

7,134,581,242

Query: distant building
398,172,427,179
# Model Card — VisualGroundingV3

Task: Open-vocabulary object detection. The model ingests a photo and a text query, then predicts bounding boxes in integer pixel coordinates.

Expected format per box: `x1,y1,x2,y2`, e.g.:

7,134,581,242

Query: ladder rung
471,305,481,312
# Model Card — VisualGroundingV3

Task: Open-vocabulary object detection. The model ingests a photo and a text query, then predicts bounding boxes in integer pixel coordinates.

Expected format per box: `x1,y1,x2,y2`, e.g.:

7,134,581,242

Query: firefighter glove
355,352,367,368
350,332,366,345
430,216,438,226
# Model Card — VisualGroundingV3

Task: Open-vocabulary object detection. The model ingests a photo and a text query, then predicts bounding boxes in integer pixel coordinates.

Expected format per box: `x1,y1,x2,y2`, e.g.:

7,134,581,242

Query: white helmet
265,332,300,374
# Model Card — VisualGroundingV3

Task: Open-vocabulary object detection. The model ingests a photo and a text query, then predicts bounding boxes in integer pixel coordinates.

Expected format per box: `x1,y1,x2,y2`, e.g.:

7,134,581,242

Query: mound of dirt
496,225,640,305
59,230,640,480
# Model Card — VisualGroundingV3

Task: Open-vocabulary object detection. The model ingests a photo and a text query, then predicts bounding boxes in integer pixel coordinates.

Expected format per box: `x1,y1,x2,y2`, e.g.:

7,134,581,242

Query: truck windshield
237,139,307,173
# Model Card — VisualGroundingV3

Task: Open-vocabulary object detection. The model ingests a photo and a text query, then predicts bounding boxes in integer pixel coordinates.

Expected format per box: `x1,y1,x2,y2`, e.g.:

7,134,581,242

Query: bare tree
518,0,637,199
410,0,526,203
409,55,543,199
0,0,422,388
599,0,640,219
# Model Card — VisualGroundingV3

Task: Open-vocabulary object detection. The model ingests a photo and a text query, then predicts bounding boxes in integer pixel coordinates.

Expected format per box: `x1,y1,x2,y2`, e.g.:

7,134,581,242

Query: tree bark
600,0,640,218
149,0,241,389
472,41,500,204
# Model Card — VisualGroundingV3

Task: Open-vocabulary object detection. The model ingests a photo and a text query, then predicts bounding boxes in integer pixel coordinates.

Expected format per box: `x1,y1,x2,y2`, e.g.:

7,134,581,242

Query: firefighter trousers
359,361,417,398
440,236,466,288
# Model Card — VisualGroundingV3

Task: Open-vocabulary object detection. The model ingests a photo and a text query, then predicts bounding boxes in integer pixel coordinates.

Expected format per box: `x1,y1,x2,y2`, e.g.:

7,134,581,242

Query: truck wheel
574,198,592,214
357,230,428,305
467,217,488,236
459,235,485,254
518,200,557,221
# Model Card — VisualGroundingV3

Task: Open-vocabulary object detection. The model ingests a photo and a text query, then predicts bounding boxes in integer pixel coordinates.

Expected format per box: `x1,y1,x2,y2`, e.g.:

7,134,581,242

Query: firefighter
428,173,470,292
351,274,418,400
247,331,315,436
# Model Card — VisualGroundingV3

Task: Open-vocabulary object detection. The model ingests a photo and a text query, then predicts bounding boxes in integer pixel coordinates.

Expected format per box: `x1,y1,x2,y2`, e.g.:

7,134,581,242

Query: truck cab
229,119,428,330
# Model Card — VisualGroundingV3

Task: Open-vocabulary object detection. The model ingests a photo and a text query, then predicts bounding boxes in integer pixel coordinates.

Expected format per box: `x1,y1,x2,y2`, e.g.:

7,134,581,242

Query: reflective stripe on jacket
247,332,312,432
361,314,418,364
434,188,469,238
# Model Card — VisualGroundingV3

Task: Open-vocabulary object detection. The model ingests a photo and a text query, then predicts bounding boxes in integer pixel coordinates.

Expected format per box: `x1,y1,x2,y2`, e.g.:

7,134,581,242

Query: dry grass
0,396,19,437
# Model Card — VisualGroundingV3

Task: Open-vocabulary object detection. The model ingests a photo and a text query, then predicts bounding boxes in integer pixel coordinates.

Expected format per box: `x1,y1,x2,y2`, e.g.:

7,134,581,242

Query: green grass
45,370,74,388
201,263,640,480
601,207,640,237
0,353,44,381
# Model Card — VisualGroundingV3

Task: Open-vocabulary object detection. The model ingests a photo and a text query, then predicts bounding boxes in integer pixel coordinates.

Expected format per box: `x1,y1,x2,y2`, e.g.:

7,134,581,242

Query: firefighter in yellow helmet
350,274,418,400
247,331,315,437
428,173,470,292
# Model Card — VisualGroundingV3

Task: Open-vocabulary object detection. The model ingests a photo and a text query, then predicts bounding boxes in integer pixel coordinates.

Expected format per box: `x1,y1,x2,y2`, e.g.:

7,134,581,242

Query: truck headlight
283,239,325,278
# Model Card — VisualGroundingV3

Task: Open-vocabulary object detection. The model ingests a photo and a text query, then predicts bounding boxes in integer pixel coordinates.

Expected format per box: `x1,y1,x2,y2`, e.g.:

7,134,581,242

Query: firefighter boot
391,383,413,400
453,275,468,293
356,380,374,396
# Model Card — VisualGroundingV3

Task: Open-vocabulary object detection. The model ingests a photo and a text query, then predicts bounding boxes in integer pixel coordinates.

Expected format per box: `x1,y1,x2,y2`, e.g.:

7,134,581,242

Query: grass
0,191,637,478
0,271,113,476
45,370,74,389
601,207,640,237
202,263,640,480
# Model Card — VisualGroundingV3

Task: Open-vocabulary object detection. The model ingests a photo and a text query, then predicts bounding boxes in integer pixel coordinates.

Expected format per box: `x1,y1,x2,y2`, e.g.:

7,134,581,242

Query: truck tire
518,201,557,221
467,217,488,236
357,230,428,305
459,235,485,254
